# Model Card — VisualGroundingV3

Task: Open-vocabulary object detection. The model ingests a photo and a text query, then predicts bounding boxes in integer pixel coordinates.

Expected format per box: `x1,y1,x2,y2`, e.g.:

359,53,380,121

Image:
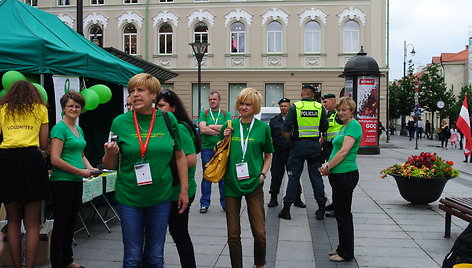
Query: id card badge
134,161,153,186
236,162,250,180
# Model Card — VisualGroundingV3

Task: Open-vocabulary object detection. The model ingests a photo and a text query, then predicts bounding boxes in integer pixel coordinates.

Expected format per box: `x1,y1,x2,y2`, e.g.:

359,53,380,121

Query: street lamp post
400,41,416,136
190,42,210,115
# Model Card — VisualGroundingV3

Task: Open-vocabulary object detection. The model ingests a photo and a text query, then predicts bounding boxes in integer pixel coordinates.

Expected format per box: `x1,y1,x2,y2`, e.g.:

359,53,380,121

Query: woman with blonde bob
320,97,362,262
220,88,273,268
102,73,188,268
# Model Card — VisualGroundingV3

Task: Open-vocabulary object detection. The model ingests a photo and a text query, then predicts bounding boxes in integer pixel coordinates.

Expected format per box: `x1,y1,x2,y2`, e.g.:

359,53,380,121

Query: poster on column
52,75,80,124
356,76,379,146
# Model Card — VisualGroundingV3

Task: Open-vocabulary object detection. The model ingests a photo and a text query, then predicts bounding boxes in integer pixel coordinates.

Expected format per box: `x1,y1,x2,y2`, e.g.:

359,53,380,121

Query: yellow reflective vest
294,100,323,138
327,111,343,140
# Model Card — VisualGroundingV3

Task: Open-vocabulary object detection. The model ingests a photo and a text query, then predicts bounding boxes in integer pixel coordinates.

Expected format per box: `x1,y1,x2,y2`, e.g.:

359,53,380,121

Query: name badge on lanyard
236,118,255,180
133,109,156,186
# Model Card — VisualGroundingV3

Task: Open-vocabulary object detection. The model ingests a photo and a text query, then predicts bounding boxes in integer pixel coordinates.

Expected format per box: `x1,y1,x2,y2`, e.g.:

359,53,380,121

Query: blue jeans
117,201,172,268
200,148,225,208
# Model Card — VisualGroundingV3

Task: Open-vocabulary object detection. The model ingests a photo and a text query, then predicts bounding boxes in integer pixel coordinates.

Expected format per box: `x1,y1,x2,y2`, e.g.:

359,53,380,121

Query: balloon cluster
0,70,48,103
79,84,112,113
0,70,113,114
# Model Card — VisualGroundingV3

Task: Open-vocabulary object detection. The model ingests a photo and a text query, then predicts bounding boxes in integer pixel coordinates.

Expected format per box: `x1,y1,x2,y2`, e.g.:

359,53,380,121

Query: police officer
321,93,343,217
268,98,305,208
278,85,328,220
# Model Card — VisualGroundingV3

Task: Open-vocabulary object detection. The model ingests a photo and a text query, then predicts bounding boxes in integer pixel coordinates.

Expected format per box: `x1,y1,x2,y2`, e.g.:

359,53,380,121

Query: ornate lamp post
400,41,416,136
189,41,210,114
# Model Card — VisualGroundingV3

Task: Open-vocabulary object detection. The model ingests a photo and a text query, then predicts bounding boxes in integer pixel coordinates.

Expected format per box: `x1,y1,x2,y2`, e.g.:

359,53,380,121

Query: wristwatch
259,172,267,179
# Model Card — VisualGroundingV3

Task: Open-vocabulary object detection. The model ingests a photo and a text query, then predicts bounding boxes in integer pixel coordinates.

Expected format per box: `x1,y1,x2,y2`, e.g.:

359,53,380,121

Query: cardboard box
0,220,53,267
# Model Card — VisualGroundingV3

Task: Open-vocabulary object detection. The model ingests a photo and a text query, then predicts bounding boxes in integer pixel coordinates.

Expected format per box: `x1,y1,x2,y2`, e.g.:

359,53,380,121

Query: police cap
278,98,290,104
321,93,336,100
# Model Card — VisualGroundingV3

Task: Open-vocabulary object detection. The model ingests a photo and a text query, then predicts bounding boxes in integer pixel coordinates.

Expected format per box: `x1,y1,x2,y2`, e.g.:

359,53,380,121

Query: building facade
34,0,388,121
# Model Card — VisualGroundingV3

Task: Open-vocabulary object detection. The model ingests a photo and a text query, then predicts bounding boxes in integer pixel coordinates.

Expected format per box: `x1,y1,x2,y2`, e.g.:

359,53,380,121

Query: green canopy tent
0,0,142,86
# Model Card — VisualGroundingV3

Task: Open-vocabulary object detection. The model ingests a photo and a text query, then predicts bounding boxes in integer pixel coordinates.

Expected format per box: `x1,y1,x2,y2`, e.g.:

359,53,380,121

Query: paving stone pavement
31,133,472,268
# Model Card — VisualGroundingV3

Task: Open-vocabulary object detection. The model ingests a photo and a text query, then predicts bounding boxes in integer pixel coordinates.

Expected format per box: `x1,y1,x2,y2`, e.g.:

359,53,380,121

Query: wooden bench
439,197,472,238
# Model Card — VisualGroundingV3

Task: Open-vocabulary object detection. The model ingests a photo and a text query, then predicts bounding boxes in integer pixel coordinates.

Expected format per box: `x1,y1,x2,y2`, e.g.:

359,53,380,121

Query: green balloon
90,84,112,104
0,89,6,99
81,88,99,110
32,83,48,103
2,70,27,90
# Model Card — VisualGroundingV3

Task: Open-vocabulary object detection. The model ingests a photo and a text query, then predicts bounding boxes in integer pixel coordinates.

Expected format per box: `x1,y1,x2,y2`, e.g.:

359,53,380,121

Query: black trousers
329,170,359,260
50,181,83,268
269,149,292,195
169,195,196,268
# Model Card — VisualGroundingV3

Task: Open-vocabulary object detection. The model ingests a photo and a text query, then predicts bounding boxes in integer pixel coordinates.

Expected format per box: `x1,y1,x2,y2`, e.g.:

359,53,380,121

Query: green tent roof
0,0,143,86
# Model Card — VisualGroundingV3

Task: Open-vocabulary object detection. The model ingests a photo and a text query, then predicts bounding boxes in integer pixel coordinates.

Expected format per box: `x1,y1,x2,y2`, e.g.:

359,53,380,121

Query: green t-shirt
328,119,362,174
198,109,232,149
50,121,86,182
170,123,197,201
219,118,274,197
110,109,182,207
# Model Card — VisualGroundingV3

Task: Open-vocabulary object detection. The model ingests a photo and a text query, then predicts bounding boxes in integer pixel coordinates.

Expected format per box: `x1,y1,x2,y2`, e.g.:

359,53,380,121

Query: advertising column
356,76,379,147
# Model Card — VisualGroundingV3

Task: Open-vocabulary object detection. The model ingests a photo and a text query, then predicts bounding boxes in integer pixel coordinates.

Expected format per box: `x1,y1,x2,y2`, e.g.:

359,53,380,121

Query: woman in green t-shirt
220,88,274,268
155,89,201,268
320,97,362,262
102,73,188,268
50,92,97,268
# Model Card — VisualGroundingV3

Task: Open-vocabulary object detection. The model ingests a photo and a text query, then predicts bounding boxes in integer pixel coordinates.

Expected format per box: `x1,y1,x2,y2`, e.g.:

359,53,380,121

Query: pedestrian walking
50,92,98,268
440,119,450,149
156,89,201,268
320,97,362,263
425,119,431,139
449,124,458,148
0,80,50,268
416,117,424,139
278,85,328,221
198,92,232,213
321,93,343,218
102,73,189,268
267,98,305,208
220,88,273,268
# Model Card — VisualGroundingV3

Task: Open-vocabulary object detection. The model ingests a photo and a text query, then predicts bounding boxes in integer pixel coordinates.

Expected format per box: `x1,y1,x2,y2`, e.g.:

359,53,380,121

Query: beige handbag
203,120,232,183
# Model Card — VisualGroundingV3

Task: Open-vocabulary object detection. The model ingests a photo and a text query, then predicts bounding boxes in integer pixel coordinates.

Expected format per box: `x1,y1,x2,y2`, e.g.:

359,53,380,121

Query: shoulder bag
203,120,232,183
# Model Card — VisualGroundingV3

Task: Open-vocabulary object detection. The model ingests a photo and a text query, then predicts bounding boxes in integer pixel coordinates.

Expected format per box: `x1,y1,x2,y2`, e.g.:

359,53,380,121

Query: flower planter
390,174,452,204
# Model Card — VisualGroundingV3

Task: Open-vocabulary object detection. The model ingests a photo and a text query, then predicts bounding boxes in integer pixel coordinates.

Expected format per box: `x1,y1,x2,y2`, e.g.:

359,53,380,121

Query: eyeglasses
125,103,132,108
66,105,81,110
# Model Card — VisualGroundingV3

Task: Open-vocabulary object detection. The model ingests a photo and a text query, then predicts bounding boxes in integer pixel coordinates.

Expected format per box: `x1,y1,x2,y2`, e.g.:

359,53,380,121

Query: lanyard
209,108,221,125
239,117,255,161
133,109,156,159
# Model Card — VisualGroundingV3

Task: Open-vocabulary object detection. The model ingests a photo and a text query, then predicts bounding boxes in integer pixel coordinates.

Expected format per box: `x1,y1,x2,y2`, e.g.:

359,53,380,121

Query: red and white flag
456,96,472,156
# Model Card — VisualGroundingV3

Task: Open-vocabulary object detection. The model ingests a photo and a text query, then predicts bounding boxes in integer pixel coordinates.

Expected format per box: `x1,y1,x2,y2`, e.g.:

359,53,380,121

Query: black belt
297,137,319,141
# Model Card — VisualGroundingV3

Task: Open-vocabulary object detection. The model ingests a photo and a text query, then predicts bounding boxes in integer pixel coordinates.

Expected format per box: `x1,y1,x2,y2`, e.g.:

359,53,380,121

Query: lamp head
189,42,210,62
410,48,416,56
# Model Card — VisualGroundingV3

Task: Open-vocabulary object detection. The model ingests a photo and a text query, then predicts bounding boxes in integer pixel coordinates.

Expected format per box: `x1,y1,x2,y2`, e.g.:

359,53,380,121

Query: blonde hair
336,97,356,112
128,73,161,94
235,88,263,114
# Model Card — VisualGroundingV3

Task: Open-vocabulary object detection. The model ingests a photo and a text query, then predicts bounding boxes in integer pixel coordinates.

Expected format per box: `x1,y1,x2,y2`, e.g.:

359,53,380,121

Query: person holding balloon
49,91,98,268
0,80,50,268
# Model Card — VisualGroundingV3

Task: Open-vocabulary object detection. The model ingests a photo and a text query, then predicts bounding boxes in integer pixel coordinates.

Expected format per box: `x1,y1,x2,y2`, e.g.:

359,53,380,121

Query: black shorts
0,147,50,203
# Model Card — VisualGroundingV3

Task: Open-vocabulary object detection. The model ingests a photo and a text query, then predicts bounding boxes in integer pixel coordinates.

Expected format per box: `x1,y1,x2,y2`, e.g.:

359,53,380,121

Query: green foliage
418,63,455,119
388,73,416,119
448,85,472,124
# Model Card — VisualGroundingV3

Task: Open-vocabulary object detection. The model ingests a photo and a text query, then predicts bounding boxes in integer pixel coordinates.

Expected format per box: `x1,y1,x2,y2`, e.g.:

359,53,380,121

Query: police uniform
268,98,303,207
279,92,328,220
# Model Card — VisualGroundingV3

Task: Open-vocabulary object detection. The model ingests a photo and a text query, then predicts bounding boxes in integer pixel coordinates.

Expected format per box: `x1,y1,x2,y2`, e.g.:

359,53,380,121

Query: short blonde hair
235,88,263,114
336,97,356,112
128,73,161,94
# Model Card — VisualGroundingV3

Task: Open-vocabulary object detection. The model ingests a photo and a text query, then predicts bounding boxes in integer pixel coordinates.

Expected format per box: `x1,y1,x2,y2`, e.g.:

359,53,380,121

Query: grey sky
388,0,471,81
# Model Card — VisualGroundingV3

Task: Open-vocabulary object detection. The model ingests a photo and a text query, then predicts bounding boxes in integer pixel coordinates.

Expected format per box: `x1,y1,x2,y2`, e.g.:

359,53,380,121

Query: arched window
343,20,360,53
304,21,320,53
267,21,282,53
123,23,137,55
158,23,173,54
89,24,103,47
230,22,245,53
194,22,208,53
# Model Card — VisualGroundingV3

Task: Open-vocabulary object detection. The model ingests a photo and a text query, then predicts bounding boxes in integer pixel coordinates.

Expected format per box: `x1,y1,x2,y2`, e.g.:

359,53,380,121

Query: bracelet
259,172,266,179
